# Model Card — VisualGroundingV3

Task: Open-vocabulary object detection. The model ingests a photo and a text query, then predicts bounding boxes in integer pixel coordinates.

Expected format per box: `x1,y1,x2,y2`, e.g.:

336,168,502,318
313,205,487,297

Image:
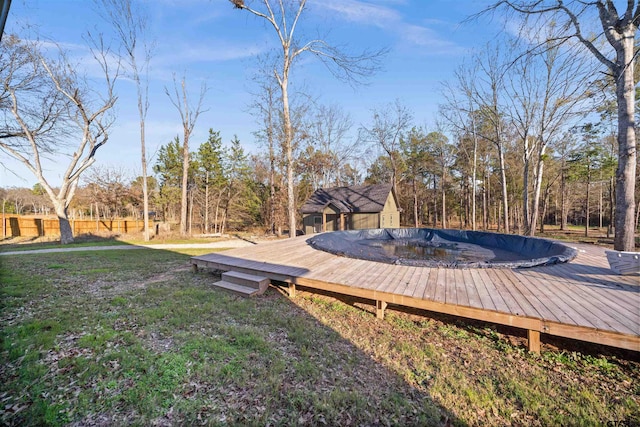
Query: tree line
2,76,629,240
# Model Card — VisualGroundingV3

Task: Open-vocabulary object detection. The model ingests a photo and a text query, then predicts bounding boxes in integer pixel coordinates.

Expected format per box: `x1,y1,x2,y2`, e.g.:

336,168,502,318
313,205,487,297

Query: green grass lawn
1,248,638,426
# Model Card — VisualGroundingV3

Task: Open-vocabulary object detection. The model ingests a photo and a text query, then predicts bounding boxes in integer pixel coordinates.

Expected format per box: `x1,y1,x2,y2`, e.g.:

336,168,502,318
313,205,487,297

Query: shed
300,183,400,234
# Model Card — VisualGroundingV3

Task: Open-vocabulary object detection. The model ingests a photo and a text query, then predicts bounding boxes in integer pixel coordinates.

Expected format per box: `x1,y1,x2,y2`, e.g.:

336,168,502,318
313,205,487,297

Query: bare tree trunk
54,202,74,244
466,179,471,227
0,36,117,244
497,144,509,233
585,181,590,237
560,163,568,231
522,148,532,235
528,147,546,236
282,78,296,238
539,185,550,234
599,179,603,230
441,167,447,229
204,173,210,233
269,133,276,235
180,133,189,235
471,132,478,231
141,125,150,241
607,175,614,237
96,0,154,242
166,74,207,236
188,187,194,235
613,35,637,251
433,176,438,227
413,178,418,228
483,169,488,230
214,192,222,234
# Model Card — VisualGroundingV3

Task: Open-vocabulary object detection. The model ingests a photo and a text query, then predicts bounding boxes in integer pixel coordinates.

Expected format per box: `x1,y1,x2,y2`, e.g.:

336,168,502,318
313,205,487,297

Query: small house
300,183,400,234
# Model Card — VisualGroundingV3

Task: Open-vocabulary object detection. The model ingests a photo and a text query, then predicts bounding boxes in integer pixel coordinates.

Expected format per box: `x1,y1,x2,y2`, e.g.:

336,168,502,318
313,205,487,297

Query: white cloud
401,24,461,53
320,0,401,29
316,0,462,55
151,39,266,71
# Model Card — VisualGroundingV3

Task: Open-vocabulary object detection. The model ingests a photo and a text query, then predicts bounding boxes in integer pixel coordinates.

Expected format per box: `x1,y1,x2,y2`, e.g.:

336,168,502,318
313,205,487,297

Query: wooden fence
2,215,145,238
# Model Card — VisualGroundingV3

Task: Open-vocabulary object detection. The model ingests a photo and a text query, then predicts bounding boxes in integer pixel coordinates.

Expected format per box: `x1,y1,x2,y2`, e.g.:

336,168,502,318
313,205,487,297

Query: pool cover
307,228,578,268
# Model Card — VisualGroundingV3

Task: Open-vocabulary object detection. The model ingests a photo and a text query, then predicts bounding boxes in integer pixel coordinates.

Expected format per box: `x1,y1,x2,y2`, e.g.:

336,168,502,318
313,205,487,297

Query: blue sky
1,0,500,188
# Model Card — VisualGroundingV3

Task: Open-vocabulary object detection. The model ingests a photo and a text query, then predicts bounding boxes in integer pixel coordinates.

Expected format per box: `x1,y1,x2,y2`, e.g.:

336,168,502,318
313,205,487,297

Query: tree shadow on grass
289,286,640,362
191,274,463,426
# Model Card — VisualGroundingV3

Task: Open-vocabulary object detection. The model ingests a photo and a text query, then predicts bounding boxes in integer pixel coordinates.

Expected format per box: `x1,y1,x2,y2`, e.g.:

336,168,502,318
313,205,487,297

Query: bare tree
230,0,385,237
504,47,538,235
0,35,118,243
359,100,413,196
400,126,430,227
506,37,592,236
308,104,355,187
4,187,30,215
441,62,482,230
84,166,131,219
251,75,282,235
485,0,638,251
468,44,512,233
97,0,153,241
427,129,455,229
165,73,207,236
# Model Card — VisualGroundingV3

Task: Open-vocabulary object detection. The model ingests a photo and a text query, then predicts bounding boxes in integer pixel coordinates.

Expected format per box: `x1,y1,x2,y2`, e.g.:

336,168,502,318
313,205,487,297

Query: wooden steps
212,270,270,297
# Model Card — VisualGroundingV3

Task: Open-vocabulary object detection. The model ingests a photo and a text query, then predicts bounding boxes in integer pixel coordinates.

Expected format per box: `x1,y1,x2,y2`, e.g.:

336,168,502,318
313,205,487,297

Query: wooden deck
191,236,640,353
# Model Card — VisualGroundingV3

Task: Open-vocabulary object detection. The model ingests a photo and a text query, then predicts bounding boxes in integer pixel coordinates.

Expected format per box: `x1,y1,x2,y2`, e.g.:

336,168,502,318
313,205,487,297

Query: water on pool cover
366,240,523,263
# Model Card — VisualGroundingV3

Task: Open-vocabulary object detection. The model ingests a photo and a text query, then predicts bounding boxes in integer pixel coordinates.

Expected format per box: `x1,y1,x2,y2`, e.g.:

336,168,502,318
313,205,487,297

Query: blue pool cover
307,228,577,268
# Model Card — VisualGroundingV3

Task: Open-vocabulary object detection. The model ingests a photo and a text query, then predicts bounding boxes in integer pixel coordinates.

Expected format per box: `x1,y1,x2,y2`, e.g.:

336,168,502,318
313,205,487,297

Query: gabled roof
300,183,394,214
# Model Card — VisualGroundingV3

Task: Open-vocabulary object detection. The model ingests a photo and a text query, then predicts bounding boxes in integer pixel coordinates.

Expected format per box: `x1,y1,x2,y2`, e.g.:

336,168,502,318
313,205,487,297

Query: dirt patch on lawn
85,266,193,299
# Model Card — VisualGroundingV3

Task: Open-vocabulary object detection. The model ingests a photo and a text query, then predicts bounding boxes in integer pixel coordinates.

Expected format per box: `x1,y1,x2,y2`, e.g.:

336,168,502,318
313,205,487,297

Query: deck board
485,269,529,316
494,268,543,319
532,263,639,332
360,261,382,290
410,266,431,299
538,271,638,335
517,268,589,327
543,262,638,318
422,268,439,301
525,267,605,328
434,268,447,303
469,269,496,311
374,264,398,292
191,236,640,352
461,268,482,309
555,263,639,325
512,271,569,324
454,269,470,307
400,267,421,297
